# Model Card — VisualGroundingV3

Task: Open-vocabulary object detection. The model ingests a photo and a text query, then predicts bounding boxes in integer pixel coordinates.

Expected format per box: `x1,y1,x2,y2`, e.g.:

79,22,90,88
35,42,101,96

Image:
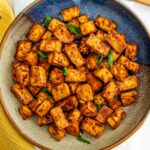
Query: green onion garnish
66,24,82,36
77,136,91,144
108,51,113,68
62,67,68,76
42,88,53,100
37,50,48,59
96,53,103,65
44,16,52,28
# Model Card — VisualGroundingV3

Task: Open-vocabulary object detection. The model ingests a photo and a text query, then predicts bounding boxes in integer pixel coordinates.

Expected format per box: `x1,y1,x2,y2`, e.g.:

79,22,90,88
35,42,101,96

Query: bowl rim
0,0,150,150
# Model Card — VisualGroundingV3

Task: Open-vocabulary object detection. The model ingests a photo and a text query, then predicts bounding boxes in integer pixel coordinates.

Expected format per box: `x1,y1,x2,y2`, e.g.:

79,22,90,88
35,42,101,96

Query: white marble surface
8,0,150,150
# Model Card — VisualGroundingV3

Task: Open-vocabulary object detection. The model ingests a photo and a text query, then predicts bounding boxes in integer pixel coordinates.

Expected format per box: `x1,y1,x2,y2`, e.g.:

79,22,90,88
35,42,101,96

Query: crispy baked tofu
51,83,71,101
38,59,50,73
19,105,32,120
118,55,139,73
68,83,79,94
15,40,32,61
107,98,121,110
86,54,98,71
41,31,52,40
86,34,110,57
112,49,120,61
51,106,69,129
94,93,105,105
106,31,126,54
12,84,33,104
121,90,138,106
65,68,86,82
39,39,62,53
65,43,85,67
95,106,113,123
80,21,97,36
95,16,117,32
28,86,41,96
30,66,47,87
96,30,107,41
68,109,81,122
80,102,97,117
61,5,80,21
125,43,137,59
99,60,109,69
107,108,126,129
102,80,118,100
79,38,90,55
76,84,93,101
27,23,46,42
68,19,80,27
48,124,66,141
78,15,88,23
81,117,104,138
86,73,103,92
49,68,64,84
111,63,128,81
38,116,53,126
58,96,78,111
117,76,138,92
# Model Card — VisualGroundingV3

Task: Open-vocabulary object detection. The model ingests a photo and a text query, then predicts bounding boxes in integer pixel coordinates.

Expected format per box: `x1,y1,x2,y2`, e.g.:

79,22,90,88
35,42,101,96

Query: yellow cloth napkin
0,0,34,149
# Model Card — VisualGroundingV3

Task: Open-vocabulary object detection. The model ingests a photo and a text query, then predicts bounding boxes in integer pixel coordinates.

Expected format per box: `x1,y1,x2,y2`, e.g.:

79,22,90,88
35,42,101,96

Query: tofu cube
106,31,126,53
58,96,78,111
30,66,47,87
65,43,85,67
96,30,107,41
68,19,80,27
69,83,79,94
107,108,126,129
86,34,110,57
95,16,117,32
28,86,41,96
76,84,93,101
112,49,120,61
41,31,52,40
86,54,98,71
86,73,103,92
81,117,104,138
80,21,97,36
94,68,113,84
78,15,88,23
80,102,97,117
68,109,81,122
15,40,32,61
125,43,137,59
38,59,50,73
50,106,69,129
95,106,113,123
61,5,80,21
121,90,138,106
65,68,86,82
48,124,66,141
12,84,33,104
27,23,46,42
94,93,105,105
38,116,53,126
107,98,121,110
79,38,90,55
51,83,71,101
19,105,32,120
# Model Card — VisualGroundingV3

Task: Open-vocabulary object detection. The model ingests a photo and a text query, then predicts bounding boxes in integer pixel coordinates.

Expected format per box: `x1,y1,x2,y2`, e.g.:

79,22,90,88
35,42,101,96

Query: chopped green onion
62,67,68,76
42,88,53,100
97,104,101,112
37,50,48,59
66,24,82,36
94,98,101,112
44,16,52,28
96,53,103,65
108,51,113,68
77,136,91,144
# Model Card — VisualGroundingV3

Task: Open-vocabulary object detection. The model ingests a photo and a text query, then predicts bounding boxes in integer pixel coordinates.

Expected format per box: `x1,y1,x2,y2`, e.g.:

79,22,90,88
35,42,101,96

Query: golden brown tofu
76,84,93,102
95,106,113,123
86,54,98,71
51,83,71,101
96,30,107,41
68,19,80,27
106,31,126,54
28,86,41,96
66,121,80,136
58,96,78,111
125,43,137,59
51,106,69,129
61,5,80,21
12,84,33,104
118,55,140,73
41,31,52,40
30,66,47,87
81,117,104,138
49,68,64,84
79,38,90,55
12,62,29,86
39,39,62,53
112,49,120,61
54,25,75,43
99,60,109,69
27,23,46,42
94,68,113,84
38,59,50,73
69,83,79,94
48,18,65,32
80,102,97,117
19,105,32,120
46,82,53,92
80,21,97,36
107,108,126,129
111,63,128,81
68,109,81,122
86,34,110,57
24,51,38,66
102,80,118,100
78,15,88,23
121,90,138,106
117,76,138,92
65,43,85,67
65,68,86,82
38,116,53,126
15,40,32,61
107,98,121,110
48,124,66,141
86,73,103,92
95,16,117,32
94,93,105,105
